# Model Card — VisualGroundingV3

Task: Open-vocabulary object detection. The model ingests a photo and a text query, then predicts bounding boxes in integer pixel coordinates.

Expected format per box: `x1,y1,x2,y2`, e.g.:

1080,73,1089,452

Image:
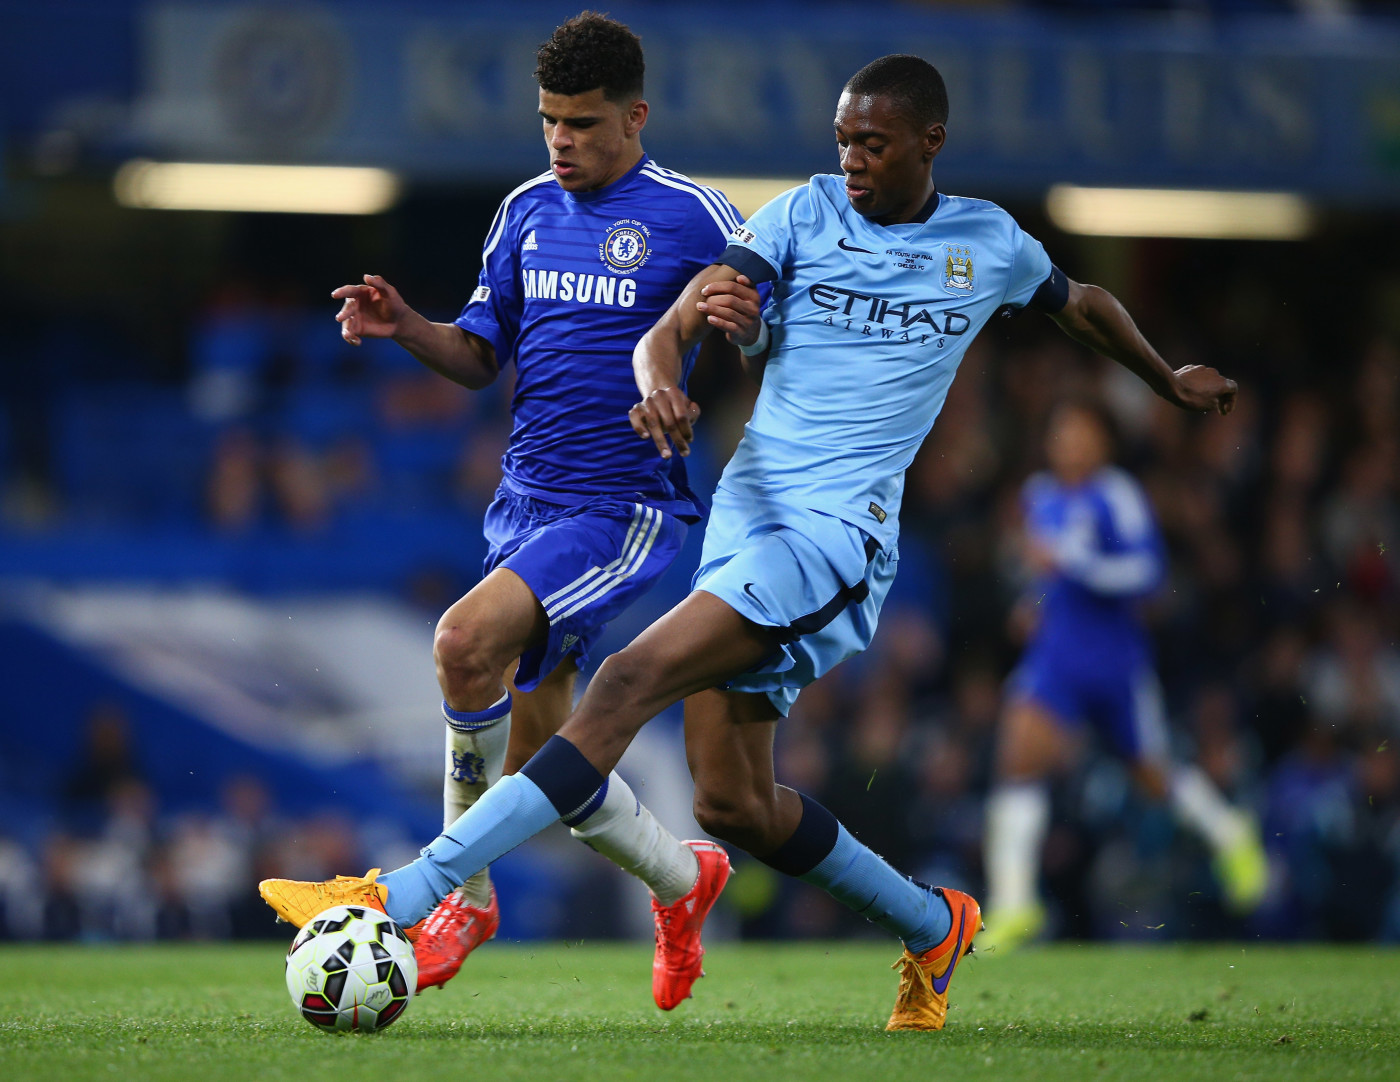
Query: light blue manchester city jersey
721,173,1064,548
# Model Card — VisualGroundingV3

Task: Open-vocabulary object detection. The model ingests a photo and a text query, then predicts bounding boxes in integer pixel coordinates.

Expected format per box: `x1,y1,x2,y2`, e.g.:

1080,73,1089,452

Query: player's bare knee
433,621,505,707
691,797,742,843
589,648,657,710
692,790,765,847
433,621,490,676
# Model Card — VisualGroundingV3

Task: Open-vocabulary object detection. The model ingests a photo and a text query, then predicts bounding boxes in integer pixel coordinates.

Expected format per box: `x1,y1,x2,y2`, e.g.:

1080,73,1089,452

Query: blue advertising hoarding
3,1,1399,202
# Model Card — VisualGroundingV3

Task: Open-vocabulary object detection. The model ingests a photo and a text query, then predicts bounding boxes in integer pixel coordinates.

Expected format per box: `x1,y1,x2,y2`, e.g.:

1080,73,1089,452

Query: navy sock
520,735,607,819
759,793,840,876
760,793,951,952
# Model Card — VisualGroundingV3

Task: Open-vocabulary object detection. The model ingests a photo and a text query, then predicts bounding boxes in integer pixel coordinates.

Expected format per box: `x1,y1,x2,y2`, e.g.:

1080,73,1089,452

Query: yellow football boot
1215,816,1269,914
886,886,982,1032
258,868,417,938
976,901,1047,956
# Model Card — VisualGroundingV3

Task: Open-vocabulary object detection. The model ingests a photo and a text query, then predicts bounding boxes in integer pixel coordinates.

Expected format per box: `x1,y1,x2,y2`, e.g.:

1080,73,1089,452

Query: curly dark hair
845,54,948,128
535,12,644,102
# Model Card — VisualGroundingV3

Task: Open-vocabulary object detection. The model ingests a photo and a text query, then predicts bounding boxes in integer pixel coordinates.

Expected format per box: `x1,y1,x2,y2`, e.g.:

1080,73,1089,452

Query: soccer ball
284,904,417,1033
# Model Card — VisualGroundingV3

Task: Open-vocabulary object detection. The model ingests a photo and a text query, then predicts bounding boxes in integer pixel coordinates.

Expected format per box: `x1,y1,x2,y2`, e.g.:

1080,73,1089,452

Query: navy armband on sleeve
1029,265,1069,313
718,244,779,285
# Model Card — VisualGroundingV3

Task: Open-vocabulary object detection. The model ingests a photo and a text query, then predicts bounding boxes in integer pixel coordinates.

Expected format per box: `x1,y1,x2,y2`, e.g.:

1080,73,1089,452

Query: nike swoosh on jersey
837,238,875,254
743,582,761,603
930,906,967,996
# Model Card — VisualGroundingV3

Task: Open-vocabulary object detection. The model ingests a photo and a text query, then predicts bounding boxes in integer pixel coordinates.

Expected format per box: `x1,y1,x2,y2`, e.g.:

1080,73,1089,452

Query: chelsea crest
942,243,975,297
600,219,651,275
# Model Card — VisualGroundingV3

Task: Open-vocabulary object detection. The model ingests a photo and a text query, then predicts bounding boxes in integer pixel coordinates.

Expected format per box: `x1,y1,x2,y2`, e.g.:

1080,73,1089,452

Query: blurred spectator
63,701,143,824
0,836,42,939
1306,602,1400,741
1322,444,1399,601
72,780,160,939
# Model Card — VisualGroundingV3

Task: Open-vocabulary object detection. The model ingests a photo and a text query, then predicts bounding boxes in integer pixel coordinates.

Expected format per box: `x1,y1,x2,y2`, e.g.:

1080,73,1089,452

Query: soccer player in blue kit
310,14,764,1008
981,400,1267,951
263,54,1238,1028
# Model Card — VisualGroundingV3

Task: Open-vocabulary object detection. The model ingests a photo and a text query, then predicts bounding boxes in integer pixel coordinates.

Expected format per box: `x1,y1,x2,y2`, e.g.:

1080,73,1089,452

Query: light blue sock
379,772,559,927
800,824,952,953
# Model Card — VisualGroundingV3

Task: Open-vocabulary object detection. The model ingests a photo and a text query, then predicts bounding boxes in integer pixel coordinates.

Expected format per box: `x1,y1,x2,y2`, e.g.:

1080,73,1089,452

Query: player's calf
555,650,669,772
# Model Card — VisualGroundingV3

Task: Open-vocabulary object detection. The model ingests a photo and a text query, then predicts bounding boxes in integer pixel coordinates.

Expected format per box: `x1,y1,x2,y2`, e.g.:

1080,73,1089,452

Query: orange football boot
414,886,501,993
651,840,731,1010
886,886,982,1031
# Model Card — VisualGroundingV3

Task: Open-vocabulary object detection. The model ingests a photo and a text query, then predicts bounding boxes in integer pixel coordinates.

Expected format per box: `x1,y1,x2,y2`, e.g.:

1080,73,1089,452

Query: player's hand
629,387,701,459
697,275,763,349
1169,365,1237,415
331,274,409,345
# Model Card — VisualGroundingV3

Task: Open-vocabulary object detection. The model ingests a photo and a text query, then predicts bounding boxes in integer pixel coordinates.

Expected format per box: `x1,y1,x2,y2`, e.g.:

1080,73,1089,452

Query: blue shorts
1007,637,1168,763
483,486,687,692
691,483,898,716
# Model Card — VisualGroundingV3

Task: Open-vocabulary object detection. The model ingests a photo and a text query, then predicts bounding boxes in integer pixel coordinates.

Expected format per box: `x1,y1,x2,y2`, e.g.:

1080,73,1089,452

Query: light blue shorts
691,483,898,716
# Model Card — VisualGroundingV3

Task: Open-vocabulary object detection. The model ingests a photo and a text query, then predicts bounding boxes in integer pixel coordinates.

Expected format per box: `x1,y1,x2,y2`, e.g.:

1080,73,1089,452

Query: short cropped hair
535,12,645,102
844,54,949,129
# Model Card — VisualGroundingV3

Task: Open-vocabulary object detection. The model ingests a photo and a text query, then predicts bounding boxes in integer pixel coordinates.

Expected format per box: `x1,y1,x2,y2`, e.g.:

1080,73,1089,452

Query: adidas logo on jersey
522,230,539,251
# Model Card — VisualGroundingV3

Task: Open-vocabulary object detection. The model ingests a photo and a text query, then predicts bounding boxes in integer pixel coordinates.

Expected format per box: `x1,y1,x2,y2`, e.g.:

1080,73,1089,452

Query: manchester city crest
600,219,651,275
942,243,975,296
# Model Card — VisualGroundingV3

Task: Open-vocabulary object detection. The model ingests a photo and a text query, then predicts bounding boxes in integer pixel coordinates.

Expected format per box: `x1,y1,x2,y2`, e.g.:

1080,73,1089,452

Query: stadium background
2,0,1398,950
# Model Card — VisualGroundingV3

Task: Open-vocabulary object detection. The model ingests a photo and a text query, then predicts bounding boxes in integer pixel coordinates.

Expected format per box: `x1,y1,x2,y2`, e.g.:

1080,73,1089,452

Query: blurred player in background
326,12,762,1007
980,401,1268,951
262,54,1237,1028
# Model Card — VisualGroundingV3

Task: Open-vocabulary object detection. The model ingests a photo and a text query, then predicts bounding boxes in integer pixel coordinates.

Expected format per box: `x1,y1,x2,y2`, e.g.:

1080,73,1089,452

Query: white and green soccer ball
284,904,417,1033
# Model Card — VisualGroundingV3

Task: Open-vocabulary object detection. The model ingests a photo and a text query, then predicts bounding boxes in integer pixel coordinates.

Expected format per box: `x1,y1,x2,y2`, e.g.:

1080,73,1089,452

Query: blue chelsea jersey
1023,465,1166,649
721,174,1065,548
456,155,745,519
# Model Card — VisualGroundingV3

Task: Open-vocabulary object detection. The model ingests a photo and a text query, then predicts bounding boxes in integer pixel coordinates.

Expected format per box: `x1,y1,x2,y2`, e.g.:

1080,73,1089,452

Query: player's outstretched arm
332,273,499,390
1050,279,1236,415
630,264,762,459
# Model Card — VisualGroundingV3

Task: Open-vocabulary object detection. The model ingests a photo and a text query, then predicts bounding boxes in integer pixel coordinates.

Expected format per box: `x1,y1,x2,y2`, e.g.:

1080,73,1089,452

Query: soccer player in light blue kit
981,400,1267,951
312,14,764,1008
263,55,1237,1028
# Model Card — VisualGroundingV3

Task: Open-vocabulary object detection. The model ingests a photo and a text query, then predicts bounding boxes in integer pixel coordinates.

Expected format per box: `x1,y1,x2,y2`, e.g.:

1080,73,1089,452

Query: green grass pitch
1,942,1395,1082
